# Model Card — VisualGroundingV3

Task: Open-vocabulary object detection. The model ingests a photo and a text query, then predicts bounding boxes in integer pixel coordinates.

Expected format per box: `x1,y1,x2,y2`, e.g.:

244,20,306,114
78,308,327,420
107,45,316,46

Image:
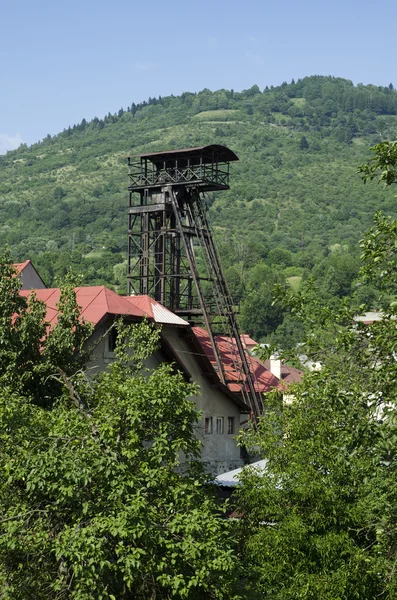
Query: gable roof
19,285,252,411
192,327,279,395
123,295,189,326
13,260,31,275
20,286,145,328
13,260,47,289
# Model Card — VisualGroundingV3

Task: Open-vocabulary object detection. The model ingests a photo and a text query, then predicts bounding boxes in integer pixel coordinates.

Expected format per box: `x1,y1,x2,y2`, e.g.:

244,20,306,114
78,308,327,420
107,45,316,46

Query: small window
216,417,224,435
108,327,118,352
204,417,213,435
227,417,235,435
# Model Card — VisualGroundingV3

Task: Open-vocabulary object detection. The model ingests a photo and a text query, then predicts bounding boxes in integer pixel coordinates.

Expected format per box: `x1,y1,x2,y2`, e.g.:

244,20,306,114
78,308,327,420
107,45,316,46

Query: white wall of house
86,320,244,474
86,321,162,375
162,325,244,474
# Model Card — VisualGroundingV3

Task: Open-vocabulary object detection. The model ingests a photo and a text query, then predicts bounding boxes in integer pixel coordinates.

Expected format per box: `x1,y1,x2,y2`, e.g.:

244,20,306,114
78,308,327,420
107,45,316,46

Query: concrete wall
86,321,162,375
161,325,243,474
86,320,243,474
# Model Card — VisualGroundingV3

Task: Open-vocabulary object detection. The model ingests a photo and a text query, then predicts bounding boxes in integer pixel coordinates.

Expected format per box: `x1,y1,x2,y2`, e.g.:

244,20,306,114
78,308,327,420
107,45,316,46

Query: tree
53,186,66,201
235,212,397,599
358,139,397,185
0,258,238,599
239,264,285,340
299,135,309,150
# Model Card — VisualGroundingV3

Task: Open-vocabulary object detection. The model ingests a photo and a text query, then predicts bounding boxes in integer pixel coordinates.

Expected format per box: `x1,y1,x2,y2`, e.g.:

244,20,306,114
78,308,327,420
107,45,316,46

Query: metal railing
128,162,230,189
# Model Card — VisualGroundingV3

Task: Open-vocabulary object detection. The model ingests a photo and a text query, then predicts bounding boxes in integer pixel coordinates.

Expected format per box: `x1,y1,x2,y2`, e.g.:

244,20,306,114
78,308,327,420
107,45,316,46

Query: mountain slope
1,76,396,339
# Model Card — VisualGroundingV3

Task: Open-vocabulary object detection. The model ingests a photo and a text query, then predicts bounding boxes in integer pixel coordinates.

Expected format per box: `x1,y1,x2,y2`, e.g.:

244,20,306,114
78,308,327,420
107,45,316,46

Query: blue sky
1,0,396,153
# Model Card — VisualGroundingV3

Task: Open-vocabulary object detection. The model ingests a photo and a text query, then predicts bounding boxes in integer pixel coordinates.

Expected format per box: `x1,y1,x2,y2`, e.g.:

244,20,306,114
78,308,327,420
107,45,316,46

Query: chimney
269,354,281,380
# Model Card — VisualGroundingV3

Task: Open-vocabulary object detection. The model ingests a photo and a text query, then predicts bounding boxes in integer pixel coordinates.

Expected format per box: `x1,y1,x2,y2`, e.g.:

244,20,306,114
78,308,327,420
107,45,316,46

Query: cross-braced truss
127,146,263,419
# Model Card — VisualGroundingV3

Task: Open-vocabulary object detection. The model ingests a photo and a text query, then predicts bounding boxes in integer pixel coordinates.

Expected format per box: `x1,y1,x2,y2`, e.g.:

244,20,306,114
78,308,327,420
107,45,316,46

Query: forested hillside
1,75,397,344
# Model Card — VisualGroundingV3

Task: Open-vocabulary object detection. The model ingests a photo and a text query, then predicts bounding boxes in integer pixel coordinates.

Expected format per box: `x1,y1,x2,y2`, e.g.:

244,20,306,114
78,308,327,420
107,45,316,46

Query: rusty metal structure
127,145,263,417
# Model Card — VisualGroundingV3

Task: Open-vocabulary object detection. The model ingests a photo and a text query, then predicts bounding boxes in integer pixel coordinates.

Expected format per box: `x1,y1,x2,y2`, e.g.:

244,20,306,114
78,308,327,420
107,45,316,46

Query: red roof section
125,295,154,318
20,286,145,328
13,260,31,274
240,334,258,348
192,327,279,394
263,359,304,388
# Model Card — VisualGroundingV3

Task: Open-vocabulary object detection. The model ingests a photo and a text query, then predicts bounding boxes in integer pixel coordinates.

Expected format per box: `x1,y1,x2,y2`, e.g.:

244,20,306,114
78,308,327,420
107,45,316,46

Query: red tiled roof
20,286,145,328
263,359,304,388
240,334,258,347
192,327,279,394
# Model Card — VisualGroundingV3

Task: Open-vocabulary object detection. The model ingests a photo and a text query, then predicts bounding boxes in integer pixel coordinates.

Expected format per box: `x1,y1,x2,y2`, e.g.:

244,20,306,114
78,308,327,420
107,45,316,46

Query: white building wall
161,325,244,474
86,321,244,474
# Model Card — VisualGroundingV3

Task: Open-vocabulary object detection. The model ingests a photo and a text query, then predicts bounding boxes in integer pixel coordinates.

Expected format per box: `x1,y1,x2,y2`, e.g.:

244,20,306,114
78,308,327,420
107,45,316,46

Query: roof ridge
77,286,103,318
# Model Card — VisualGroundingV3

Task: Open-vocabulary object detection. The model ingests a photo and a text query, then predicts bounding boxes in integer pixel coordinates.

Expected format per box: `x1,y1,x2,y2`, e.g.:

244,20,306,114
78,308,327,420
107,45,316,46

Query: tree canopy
0,259,238,599
235,210,397,599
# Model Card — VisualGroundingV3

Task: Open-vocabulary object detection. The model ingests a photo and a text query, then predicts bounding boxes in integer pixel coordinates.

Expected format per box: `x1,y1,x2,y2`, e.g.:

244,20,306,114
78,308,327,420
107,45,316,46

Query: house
354,311,383,325
213,459,269,511
263,357,304,405
240,334,258,354
20,285,252,474
16,260,302,472
193,328,303,406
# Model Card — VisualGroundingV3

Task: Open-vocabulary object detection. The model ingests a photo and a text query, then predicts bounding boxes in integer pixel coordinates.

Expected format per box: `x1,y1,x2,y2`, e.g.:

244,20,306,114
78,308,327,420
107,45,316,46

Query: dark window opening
204,417,213,435
228,417,235,434
216,417,224,435
108,327,118,352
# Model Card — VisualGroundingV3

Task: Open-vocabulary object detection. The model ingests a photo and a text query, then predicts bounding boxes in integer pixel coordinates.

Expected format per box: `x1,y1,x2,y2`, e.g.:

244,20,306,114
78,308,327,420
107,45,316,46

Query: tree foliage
236,210,397,599
0,258,238,599
359,140,397,186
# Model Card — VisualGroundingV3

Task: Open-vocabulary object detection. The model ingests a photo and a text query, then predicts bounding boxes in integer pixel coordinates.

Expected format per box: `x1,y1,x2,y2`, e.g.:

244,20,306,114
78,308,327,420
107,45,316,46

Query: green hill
1,75,396,342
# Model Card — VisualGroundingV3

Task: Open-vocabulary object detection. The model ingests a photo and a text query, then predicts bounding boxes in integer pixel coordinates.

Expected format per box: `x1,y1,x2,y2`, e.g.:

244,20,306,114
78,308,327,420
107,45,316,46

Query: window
204,417,213,434
108,327,118,352
227,416,235,435
216,417,224,435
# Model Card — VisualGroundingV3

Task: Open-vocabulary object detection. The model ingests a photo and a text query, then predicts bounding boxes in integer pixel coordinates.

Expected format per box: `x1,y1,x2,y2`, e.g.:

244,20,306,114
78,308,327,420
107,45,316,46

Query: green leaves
358,140,397,185
236,210,397,599
0,261,238,598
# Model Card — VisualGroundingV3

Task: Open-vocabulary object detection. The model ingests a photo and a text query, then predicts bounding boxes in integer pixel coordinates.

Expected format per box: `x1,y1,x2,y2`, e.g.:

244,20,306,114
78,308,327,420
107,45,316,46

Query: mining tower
127,145,263,418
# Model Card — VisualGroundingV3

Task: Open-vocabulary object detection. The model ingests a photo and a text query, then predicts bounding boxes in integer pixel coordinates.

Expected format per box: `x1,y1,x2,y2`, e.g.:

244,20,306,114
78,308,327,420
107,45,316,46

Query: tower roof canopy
137,144,239,166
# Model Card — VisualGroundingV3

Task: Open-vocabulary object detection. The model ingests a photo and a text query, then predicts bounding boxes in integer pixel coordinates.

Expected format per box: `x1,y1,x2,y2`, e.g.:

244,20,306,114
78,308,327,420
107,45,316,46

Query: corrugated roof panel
151,302,189,326
214,459,269,488
123,295,189,326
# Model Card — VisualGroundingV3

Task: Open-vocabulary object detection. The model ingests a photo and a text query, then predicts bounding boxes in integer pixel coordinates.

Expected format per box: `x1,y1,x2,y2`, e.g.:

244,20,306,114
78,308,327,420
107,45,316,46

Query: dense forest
1,75,397,345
